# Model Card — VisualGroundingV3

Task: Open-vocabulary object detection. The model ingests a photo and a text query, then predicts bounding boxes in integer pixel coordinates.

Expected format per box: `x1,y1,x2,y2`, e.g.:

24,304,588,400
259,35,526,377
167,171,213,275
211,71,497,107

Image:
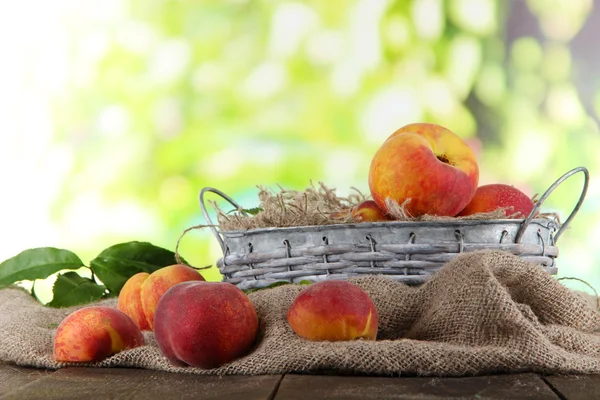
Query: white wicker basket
201,167,589,290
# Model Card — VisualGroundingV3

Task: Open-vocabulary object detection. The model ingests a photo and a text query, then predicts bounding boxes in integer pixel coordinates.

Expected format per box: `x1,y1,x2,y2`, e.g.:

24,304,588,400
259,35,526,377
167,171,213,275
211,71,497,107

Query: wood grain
1,367,281,400
274,373,560,399
4,361,600,399
0,363,51,397
544,375,600,400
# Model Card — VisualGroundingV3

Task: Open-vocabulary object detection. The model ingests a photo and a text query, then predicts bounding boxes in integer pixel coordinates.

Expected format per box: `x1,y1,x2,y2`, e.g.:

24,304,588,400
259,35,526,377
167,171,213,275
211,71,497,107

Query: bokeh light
2,0,599,302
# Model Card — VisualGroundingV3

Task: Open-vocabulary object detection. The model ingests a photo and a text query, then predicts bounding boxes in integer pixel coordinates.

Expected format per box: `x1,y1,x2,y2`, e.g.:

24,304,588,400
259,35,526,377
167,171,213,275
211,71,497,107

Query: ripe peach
54,306,144,362
457,183,535,218
117,272,151,330
140,264,205,330
368,123,479,217
287,281,378,341
351,200,392,222
154,281,259,369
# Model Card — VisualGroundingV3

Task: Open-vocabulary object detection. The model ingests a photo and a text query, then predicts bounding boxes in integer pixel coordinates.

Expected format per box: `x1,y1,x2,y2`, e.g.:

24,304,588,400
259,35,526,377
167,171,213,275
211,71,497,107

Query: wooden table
1,361,598,399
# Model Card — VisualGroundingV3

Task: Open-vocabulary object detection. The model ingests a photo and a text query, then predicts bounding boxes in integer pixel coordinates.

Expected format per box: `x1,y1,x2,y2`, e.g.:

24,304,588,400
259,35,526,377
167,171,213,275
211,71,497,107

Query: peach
351,200,392,222
154,281,259,369
368,123,479,217
117,272,151,330
140,264,205,330
457,183,535,218
287,281,378,341
54,306,144,362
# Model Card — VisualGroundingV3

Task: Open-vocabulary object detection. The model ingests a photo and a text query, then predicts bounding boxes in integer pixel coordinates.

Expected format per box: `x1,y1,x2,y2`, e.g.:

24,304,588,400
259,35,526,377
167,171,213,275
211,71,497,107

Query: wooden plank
275,373,560,399
544,375,600,400
0,362,53,396
0,367,282,400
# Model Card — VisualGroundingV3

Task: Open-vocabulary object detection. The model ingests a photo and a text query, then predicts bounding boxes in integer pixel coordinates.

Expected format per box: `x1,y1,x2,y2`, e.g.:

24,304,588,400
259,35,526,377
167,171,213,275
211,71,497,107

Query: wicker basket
200,167,589,290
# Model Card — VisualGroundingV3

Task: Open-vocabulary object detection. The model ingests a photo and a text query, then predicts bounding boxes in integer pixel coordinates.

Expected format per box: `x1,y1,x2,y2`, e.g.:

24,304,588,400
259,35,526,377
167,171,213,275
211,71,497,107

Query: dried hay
213,183,541,231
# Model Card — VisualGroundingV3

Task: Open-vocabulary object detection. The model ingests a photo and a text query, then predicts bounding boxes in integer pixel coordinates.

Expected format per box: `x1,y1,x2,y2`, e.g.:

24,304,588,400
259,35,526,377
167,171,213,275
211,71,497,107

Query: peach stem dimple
436,154,451,165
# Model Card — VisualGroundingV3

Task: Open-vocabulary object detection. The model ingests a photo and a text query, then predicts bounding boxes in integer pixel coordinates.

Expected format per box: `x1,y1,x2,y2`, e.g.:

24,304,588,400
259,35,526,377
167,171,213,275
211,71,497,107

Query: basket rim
219,217,560,236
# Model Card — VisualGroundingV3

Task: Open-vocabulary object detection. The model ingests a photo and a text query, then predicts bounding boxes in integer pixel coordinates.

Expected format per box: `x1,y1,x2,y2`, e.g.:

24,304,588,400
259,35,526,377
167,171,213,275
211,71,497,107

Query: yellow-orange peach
154,281,259,369
117,272,151,331
140,264,205,330
54,306,144,362
287,280,378,341
351,200,392,222
369,123,479,217
457,184,534,218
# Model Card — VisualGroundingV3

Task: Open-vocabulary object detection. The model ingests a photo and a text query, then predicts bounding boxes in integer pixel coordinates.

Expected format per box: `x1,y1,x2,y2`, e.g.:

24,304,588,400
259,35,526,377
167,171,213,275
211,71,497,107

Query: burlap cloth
1,250,599,376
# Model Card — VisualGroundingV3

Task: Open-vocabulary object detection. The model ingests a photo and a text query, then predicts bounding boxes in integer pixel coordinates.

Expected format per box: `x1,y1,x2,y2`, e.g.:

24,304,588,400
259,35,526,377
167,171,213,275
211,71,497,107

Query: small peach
117,272,151,330
351,200,392,222
287,281,378,341
457,184,534,218
54,306,144,362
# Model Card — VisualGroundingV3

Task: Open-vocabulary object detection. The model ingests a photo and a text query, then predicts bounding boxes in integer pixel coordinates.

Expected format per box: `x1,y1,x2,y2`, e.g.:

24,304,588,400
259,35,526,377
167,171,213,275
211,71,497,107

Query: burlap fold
1,250,599,376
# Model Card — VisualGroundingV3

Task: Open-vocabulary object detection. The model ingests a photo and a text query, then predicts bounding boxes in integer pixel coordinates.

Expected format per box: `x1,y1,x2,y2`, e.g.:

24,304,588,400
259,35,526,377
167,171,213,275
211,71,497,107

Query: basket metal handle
515,166,589,244
199,187,245,253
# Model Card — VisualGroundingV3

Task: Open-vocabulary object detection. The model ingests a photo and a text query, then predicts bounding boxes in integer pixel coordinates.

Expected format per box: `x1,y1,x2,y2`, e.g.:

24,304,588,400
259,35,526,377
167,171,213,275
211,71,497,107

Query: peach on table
287,280,378,341
53,306,144,363
117,272,151,330
117,264,205,331
153,281,259,369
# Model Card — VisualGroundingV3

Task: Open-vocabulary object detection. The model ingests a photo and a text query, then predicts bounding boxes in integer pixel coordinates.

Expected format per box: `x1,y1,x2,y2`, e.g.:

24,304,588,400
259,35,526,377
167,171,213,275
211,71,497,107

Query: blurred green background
1,0,599,302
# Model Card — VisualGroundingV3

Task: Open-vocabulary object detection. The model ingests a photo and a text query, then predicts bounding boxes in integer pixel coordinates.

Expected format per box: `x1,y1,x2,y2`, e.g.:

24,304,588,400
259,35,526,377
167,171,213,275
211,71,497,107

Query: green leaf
0,248,84,289
90,241,181,294
46,272,108,308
